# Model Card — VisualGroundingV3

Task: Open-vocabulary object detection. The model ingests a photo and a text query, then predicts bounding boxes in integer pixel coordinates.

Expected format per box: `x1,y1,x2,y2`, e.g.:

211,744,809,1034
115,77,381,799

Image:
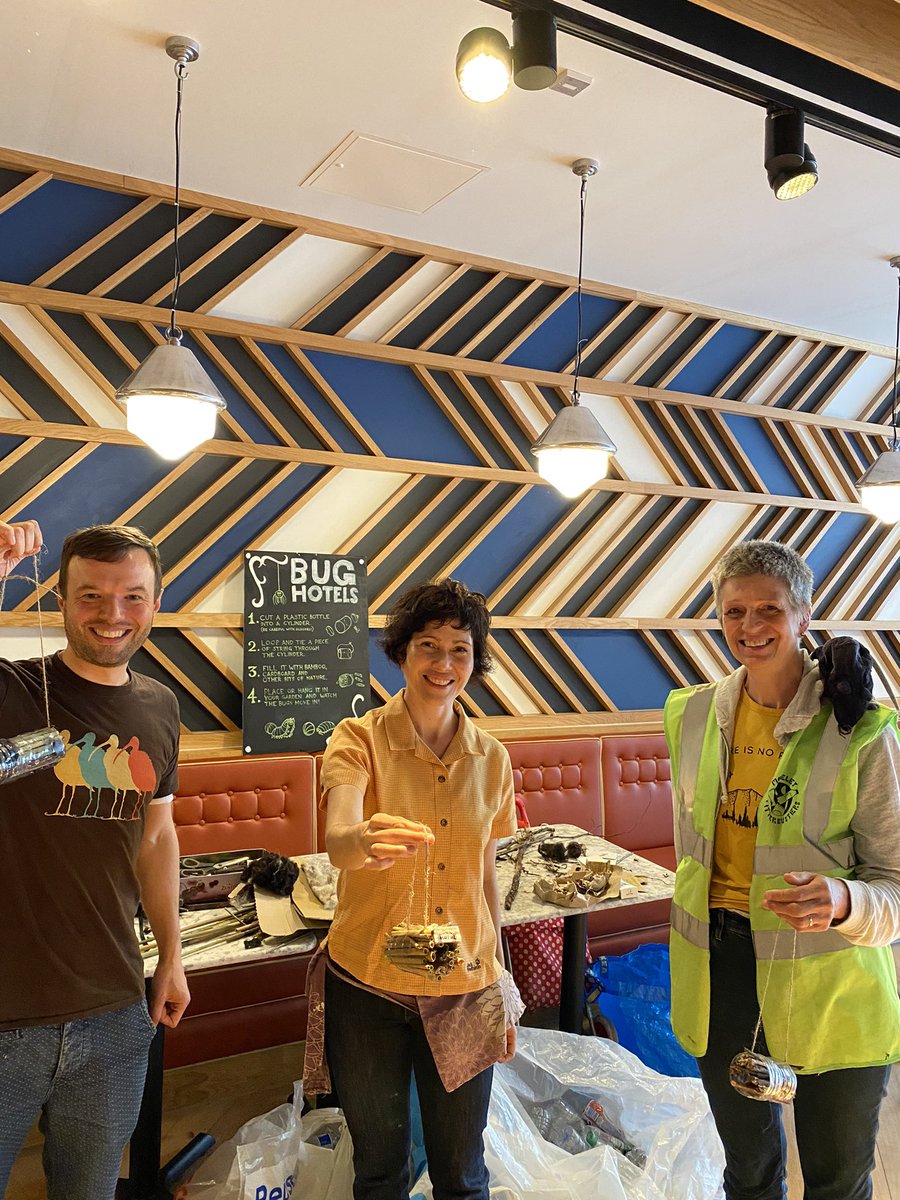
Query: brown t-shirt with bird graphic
0,654,179,1028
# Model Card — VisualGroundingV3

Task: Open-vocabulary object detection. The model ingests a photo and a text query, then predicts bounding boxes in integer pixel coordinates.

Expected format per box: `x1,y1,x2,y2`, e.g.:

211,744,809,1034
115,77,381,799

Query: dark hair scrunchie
241,851,300,897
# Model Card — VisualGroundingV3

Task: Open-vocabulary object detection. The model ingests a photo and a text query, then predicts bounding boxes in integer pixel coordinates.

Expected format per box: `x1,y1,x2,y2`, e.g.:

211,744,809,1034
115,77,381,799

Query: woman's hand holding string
762,870,850,931
360,812,434,871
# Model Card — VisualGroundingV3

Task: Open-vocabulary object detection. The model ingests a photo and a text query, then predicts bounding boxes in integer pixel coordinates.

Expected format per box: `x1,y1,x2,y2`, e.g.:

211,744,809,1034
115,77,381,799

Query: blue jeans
325,966,493,1200
0,999,157,1200
698,909,891,1200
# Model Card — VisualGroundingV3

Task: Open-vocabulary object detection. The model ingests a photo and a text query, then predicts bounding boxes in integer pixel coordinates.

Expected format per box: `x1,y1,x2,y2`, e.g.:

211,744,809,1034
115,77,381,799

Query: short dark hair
381,578,493,677
59,525,163,598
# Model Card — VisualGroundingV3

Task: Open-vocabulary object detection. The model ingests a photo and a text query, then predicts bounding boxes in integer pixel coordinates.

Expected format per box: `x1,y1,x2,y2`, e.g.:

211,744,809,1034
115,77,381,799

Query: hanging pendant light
117,37,225,459
857,257,900,524
532,158,617,498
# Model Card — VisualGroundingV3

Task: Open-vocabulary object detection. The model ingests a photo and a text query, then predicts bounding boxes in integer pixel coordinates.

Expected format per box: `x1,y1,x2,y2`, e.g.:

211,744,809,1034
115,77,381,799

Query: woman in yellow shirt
312,579,519,1200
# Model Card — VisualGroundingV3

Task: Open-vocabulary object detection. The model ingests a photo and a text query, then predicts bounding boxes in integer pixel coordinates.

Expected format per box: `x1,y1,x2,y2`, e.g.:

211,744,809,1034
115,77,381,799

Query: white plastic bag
184,1083,354,1200
413,1028,724,1200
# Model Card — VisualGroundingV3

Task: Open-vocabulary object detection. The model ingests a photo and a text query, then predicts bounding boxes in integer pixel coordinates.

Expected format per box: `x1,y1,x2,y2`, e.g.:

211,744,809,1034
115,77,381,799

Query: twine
402,829,434,926
0,560,53,728
750,924,797,1060
734,922,799,1103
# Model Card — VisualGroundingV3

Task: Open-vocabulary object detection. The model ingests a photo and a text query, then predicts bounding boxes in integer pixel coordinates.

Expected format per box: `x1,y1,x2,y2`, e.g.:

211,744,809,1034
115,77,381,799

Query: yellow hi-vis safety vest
664,682,900,1073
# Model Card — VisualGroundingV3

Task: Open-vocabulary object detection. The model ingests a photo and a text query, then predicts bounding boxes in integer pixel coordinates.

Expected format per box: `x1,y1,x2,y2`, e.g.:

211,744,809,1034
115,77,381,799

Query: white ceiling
1,0,899,346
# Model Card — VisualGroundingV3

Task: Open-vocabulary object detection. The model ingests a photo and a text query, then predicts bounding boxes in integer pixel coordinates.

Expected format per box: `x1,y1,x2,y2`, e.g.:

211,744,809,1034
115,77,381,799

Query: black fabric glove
241,851,300,896
811,636,875,734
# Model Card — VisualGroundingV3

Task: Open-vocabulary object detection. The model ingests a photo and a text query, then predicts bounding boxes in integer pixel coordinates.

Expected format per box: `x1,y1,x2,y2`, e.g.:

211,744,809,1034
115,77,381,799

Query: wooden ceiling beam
687,0,900,92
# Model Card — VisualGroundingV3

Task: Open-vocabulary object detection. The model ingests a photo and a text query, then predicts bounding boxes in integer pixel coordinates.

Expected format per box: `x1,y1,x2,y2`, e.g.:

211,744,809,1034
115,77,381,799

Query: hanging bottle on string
0,556,65,785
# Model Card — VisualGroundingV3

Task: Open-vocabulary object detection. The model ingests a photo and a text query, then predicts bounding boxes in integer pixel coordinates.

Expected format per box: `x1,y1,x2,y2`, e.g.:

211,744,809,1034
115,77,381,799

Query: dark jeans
697,909,890,1200
325,966,493,1200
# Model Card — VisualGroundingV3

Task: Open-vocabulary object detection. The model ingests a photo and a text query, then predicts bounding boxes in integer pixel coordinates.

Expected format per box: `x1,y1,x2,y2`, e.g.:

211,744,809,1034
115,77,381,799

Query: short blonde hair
711,540,813,616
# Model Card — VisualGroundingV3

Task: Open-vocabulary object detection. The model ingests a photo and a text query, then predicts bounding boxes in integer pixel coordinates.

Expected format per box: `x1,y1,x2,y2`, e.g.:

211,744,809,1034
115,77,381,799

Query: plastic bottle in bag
583,1100,646,1168
556,1124,588,1154
528,1098,587,1152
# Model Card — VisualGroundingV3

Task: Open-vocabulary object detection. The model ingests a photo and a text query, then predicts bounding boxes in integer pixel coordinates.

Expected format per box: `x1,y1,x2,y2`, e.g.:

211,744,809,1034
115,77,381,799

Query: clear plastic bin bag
183,1083,354,1200
413,1028,723,1200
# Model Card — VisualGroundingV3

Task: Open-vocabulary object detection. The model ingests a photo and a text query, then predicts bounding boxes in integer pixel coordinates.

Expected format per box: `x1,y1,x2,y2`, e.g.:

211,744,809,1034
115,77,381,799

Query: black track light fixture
457,8,558,103
512,9,557,90
765,105,818,200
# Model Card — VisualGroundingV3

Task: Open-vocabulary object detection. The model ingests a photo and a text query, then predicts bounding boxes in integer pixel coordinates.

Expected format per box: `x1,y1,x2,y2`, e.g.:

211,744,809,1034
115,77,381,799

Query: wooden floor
8,1044,898,1199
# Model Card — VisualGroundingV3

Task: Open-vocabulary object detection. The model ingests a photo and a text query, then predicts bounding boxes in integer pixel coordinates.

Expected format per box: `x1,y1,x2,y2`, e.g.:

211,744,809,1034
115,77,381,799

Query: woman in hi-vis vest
664,540,900,1200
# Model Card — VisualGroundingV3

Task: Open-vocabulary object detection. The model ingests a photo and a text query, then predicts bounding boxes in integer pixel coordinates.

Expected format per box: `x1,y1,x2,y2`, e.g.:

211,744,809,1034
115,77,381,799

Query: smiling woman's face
718,573,809,677
400,621,474,710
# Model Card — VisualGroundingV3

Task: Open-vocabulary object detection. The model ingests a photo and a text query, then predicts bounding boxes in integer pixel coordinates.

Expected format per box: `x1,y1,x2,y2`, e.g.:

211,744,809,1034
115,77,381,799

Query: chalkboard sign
242,551,370,755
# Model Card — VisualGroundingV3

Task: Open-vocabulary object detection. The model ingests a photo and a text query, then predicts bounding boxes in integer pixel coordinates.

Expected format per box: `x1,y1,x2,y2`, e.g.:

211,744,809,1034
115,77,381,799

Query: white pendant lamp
117,37,225,459
857,257,900,524
532,159,617,498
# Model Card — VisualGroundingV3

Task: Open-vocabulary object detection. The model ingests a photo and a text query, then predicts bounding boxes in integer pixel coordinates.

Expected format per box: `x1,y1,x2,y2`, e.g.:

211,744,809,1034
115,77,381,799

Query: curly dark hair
59,525,162,598
381,578,493,677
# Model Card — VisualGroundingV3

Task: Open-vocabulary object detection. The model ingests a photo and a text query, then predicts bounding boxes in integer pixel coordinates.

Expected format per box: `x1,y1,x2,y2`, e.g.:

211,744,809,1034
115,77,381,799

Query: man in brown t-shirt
0,519,189,1200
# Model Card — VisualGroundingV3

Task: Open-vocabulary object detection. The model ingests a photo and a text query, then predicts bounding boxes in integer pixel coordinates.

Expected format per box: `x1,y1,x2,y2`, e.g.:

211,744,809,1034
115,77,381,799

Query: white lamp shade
116,341,226,459
125,392,220,459
533,446,611,497
857,448,900,524
532,404,617,497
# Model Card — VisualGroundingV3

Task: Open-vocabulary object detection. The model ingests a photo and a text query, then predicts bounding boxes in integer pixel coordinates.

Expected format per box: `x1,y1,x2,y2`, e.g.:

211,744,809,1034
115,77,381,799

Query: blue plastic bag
586,943,700,1078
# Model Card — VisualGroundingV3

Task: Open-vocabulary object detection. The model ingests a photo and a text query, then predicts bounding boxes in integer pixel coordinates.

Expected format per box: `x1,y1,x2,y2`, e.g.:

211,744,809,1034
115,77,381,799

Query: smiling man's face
58,550,161,683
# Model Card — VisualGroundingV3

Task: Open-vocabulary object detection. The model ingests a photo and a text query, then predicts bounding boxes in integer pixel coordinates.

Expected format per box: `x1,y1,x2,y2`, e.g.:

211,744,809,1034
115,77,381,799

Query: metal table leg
118,1019,214,1199
559,912,588,1034
118,1021,165,1198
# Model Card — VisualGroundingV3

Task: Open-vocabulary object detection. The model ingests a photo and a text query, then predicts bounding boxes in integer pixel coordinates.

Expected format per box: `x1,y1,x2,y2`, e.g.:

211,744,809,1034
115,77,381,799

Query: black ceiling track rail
480,0,900,159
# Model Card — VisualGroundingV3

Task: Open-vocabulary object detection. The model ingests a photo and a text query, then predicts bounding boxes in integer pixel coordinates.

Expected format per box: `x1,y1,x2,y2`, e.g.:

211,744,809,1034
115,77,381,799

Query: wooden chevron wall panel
0,149,898,745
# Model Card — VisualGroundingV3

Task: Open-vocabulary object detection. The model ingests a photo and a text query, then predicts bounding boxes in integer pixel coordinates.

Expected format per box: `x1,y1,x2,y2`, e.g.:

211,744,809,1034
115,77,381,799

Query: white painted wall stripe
208,235,374,327
0,303,126,428
346,261,456,342
618,502,750,618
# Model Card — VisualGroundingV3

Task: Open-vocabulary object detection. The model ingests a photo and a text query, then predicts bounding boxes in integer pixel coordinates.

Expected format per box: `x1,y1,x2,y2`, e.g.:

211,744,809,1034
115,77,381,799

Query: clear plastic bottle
556,1124,588,1154
528,1097,585,1151
0,728,64,785
583,1099,646,1168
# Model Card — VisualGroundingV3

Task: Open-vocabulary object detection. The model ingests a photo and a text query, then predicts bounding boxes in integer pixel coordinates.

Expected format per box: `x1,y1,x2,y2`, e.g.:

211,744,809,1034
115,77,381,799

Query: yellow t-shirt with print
709,690,783,913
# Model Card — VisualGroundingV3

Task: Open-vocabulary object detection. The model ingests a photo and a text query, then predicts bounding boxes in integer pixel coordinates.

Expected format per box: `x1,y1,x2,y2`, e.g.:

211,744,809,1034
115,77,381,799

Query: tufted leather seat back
173,755,316,857
599,733,675,870
505,738,602,836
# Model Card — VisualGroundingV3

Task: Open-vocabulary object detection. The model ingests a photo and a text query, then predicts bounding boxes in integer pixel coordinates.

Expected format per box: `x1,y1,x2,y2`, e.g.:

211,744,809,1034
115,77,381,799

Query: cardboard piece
254,888,305,937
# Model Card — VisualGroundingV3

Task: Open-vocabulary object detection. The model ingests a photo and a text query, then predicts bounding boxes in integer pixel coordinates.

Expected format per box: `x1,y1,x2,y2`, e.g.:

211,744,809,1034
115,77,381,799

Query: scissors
180,854,252,875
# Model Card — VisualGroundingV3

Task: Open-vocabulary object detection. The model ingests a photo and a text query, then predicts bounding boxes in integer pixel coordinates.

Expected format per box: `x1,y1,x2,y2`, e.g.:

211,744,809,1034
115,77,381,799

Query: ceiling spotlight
512,9,557,90
765,105,818,200
117,37,226,458
456,27,512,103
457,11,558,103
857,258,900,524
532,159,617,498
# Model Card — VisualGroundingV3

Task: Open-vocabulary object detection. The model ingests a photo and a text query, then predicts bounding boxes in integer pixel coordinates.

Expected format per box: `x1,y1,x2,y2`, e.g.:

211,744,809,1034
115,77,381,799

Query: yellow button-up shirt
320,690,516,995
